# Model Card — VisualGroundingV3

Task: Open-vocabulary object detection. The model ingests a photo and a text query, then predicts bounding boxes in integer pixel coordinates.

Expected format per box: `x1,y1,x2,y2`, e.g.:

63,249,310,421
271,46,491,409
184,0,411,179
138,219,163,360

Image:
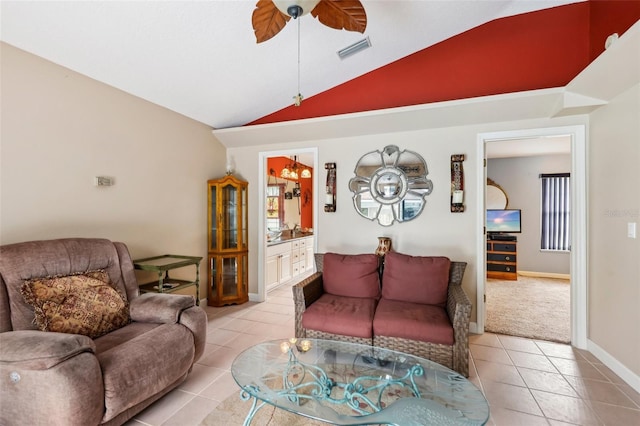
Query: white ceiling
0,0,582,129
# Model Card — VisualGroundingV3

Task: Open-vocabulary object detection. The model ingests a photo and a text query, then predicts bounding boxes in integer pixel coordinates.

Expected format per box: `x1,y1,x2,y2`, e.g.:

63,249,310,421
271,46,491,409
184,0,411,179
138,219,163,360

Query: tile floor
125,283,640,426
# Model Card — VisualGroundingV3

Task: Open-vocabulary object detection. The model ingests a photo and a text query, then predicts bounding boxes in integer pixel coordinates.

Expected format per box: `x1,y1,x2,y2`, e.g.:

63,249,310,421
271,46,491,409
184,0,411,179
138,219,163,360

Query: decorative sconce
451,154,465,213
324,162,336,212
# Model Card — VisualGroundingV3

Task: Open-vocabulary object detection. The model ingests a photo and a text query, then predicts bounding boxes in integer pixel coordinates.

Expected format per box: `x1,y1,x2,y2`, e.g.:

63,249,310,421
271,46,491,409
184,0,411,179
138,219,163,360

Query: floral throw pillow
21,271,130,339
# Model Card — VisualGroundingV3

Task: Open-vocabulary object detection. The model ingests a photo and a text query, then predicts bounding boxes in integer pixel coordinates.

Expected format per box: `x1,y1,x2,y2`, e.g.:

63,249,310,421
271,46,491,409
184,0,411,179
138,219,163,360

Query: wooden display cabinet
207,175,248,306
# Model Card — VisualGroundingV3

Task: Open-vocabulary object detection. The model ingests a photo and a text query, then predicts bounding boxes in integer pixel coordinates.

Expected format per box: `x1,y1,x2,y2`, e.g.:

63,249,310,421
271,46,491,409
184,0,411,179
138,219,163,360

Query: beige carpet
485,276,570,343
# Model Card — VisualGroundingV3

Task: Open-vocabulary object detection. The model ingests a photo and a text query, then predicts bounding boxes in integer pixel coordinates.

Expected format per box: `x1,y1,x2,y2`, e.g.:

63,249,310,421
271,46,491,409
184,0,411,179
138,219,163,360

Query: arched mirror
486,178,509,209
349,145,433,226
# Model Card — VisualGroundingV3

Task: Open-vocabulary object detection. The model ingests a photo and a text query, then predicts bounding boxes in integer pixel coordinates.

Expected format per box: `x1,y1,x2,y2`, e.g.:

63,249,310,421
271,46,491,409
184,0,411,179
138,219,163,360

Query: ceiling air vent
337,37,371,60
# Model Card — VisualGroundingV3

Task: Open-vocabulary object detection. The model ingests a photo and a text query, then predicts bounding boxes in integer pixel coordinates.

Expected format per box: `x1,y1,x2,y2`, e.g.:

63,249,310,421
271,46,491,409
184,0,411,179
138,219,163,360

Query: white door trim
257,148,319,303
476,125,587,348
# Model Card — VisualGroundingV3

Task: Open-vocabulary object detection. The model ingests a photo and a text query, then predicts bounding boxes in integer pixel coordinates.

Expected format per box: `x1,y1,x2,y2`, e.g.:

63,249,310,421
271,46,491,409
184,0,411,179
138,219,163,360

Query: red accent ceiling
249,1,639,126
588,0,640,60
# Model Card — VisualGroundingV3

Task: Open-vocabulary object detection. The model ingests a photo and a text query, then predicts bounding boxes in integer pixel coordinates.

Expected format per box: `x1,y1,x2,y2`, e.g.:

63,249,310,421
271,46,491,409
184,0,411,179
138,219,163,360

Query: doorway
476,125,587,349
257,148,319,302
484,138,572,343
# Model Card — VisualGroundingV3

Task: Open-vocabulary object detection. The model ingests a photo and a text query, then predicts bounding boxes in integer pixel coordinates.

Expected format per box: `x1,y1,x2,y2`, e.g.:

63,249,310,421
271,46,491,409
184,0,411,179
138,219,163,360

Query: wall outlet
628,222,636,239
94,176,114,187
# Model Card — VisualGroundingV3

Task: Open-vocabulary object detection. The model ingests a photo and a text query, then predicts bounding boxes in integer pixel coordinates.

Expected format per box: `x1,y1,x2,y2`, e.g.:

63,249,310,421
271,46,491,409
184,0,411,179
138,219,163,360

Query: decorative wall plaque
450,154,465,213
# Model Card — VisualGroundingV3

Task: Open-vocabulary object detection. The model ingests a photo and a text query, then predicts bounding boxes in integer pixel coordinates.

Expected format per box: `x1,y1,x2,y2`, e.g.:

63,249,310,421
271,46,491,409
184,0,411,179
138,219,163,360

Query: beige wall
226,115,587,324
588,83,640,376
0,43,226,300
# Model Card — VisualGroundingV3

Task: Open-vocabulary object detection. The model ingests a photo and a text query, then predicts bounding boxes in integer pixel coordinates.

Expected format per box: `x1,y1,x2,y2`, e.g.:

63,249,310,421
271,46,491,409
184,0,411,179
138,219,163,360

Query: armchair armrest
292,272,324,338
0,330,95,370
0,331,105,426
130,292,195,324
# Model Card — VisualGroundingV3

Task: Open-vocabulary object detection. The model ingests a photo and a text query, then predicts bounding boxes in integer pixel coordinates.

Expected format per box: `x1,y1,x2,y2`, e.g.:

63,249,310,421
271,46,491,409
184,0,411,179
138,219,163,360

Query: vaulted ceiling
1,0,585,129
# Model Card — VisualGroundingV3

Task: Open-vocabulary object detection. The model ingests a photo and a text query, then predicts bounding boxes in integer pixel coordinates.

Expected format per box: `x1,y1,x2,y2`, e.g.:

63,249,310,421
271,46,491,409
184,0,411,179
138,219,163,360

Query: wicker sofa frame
292,253,471,377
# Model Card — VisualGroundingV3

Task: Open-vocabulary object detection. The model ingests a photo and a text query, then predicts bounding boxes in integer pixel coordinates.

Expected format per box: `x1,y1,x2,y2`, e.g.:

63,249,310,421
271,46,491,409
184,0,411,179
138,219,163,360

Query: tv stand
486,238,517,280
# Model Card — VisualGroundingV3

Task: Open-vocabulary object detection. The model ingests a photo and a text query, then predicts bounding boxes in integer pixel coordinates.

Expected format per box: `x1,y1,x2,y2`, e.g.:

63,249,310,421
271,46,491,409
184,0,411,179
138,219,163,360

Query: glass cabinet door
221,182,238,250
209,184,218,252
221,256,238,298
241,184,248,250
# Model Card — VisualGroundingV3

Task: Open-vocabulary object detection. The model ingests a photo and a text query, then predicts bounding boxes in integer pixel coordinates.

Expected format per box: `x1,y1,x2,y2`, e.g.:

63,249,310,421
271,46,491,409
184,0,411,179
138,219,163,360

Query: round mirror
371,168,407,204
486,178,508,209
349,145,433,226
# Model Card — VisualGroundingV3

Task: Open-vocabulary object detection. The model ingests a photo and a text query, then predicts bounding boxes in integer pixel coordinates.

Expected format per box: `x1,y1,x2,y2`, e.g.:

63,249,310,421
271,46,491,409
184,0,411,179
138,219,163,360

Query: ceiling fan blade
311,0,367,33
252,0,291,43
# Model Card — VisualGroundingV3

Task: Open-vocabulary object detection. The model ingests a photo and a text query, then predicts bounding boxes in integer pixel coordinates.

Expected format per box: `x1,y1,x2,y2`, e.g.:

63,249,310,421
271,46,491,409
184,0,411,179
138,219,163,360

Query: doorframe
476,125,587,349
257,147,319,302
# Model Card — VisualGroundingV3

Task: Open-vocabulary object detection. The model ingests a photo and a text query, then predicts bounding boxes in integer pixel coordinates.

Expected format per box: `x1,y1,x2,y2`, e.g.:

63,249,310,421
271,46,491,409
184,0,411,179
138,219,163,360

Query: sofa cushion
96,322,194,422
21,272,130,339
382,252,450,306
322,253,380,298
373,298,454,345
302,293,377,339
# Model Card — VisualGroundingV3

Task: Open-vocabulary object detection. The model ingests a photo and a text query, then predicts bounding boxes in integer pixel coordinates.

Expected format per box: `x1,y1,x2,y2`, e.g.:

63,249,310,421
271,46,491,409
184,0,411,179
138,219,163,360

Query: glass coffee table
231,339,489,425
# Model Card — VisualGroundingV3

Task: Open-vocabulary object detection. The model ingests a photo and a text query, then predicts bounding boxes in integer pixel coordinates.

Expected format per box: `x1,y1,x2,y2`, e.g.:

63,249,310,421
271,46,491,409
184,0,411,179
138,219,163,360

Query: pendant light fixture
272,0,320,106
280,155,311,180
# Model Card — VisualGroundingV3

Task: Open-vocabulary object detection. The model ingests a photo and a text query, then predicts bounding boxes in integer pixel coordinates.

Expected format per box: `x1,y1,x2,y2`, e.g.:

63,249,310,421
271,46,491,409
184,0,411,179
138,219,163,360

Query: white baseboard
587,338,640,393
469,322,479,334
249,292,263,302
199,298,207,306
518,270,570,280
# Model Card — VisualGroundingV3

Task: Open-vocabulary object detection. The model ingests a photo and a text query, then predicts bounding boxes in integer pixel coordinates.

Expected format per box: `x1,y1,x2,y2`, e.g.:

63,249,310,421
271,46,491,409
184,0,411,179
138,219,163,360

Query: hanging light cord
294,15,303,106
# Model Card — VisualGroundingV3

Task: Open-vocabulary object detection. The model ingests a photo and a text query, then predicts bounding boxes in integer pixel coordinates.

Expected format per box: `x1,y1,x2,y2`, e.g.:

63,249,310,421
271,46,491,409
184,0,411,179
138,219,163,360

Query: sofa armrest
292,272,324,338
0,330,95,370
130,292,195,324
446,284,471,377
447,285,472,332
446,262,470,327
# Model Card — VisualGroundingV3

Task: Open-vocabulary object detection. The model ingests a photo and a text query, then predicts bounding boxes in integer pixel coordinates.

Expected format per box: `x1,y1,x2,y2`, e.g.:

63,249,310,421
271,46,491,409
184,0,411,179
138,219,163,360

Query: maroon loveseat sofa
293,252,471,377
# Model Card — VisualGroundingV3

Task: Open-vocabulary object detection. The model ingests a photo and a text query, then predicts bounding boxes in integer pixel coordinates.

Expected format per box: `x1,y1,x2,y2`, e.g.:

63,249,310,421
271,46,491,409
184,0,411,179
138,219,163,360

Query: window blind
540,173,570,251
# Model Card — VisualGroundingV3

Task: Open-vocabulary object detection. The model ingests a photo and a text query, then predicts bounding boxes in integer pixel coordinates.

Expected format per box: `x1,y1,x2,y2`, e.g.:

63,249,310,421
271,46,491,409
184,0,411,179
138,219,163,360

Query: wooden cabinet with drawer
486,239,517,280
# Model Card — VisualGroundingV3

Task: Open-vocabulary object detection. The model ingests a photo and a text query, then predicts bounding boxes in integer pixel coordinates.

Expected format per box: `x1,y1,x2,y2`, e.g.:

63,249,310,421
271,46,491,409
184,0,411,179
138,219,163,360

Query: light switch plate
628,222,637,239
94,176,114,186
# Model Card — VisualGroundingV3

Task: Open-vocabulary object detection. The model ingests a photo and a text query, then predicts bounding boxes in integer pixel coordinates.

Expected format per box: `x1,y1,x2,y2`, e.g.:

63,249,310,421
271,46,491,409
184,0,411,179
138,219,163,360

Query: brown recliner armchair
0,238,207,426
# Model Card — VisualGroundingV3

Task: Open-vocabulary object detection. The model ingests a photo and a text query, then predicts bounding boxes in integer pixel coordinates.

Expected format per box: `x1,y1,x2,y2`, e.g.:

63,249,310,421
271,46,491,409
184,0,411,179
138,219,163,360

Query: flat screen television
486,209,521,234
